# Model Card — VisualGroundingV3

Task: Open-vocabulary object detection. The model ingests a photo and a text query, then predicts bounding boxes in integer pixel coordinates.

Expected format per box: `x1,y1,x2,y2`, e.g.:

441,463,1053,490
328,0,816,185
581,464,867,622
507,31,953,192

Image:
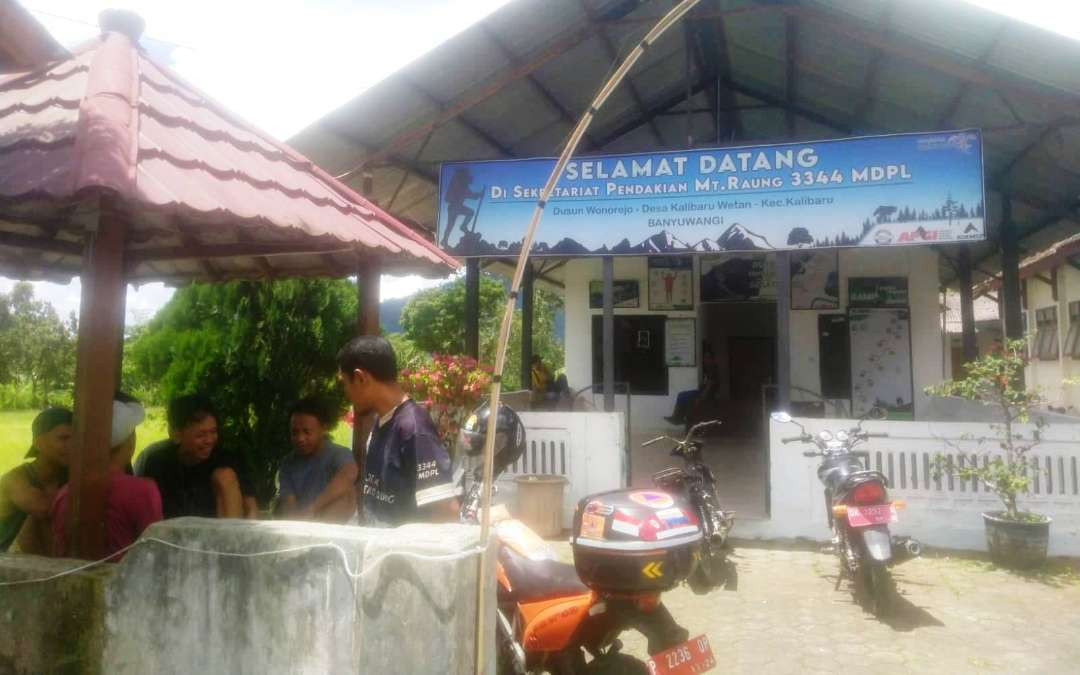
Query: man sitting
137,395,257,519
53,395,162,561
0,408,72,555
275,396,358,523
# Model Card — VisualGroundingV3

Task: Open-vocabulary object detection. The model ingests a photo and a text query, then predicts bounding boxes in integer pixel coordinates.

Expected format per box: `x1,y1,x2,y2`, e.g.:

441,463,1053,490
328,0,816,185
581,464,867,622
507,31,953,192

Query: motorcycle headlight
818,430,834,442
836,430,849,442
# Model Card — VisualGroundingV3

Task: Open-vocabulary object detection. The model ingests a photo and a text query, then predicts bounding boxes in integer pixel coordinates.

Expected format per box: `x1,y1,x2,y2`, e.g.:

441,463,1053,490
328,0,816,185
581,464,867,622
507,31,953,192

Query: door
727,336,776,435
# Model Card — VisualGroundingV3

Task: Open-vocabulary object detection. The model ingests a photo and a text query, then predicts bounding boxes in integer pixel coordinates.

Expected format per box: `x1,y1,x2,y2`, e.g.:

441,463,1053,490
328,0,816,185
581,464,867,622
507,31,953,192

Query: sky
4,0,1080,323
5,0,513,323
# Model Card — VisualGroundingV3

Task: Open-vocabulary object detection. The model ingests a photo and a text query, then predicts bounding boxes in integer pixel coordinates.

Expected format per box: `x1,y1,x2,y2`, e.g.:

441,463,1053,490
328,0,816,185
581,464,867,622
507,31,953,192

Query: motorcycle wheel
583,653,650,675
859,561,894,617
687,545,726,594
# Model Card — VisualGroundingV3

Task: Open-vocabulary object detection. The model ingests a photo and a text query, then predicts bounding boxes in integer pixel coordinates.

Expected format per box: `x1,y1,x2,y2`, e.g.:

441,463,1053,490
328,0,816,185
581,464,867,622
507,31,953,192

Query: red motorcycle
772,409,921,616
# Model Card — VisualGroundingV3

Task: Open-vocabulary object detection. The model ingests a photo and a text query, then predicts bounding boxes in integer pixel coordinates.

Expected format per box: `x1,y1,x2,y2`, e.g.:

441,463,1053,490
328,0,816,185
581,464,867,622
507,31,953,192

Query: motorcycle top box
571,489,702,594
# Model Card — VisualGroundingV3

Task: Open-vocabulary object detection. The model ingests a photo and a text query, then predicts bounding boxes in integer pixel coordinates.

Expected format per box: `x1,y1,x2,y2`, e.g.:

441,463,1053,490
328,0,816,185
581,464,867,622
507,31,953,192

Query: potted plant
926,339,1051,568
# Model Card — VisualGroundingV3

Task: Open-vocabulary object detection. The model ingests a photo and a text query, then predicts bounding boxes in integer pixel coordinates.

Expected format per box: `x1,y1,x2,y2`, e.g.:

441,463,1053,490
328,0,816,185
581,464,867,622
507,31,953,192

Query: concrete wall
105,519,495,675
739,417,1080,556
1025,263,1080,411
1,520,495,675
0,556,112,674
564,246,945,428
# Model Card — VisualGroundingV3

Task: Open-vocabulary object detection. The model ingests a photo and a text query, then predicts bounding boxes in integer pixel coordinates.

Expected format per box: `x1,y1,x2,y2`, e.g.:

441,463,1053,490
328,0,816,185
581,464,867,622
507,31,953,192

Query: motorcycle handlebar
781,435,804,444
864,432,890,438
642,436,666,447
801,451,819,458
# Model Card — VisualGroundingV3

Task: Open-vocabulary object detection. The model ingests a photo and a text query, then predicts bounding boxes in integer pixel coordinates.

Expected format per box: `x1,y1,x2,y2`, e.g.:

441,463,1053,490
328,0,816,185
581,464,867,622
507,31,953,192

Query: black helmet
459,401,526,473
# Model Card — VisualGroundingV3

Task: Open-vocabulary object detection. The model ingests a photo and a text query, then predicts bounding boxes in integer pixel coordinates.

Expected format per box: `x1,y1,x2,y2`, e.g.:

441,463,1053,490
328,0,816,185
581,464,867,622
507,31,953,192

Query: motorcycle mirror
770,411,792,424
868,406,887,420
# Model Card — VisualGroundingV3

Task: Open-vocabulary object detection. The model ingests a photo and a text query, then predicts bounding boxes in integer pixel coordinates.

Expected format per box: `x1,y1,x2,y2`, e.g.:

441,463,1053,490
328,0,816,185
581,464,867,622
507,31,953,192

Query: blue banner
436,130,986,257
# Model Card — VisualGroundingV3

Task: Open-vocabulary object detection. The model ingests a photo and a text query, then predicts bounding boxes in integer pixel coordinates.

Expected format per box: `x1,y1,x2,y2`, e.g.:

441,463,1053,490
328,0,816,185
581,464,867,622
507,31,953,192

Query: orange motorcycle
459,404,716,675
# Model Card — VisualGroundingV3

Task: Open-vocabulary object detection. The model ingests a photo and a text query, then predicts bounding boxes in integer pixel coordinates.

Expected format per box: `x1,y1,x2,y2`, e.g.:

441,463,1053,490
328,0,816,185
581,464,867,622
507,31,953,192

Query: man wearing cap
52,394,163,561
0,408,72,555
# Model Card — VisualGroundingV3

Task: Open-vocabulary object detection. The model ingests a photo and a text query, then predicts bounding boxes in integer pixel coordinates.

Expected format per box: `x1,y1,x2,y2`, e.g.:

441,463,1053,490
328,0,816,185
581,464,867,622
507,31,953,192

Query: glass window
1065,301,1080,360
1034,307,1059,360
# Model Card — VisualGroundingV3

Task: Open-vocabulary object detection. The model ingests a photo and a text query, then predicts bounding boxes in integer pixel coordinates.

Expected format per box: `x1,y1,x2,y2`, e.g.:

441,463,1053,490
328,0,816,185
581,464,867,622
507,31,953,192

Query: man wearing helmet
337,336,460,525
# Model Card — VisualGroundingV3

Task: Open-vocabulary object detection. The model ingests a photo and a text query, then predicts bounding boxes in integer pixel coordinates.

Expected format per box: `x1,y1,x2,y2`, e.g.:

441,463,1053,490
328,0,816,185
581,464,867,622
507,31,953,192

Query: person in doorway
137,395,258,519
275,396,358,523
0,408,72,554
53,395,162,561
337,336,460,526
665,344,720,426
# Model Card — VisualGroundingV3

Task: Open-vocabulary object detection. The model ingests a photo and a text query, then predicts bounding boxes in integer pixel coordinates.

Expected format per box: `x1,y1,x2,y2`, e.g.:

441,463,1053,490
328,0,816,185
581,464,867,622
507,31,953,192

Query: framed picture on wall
700,253,776,302
791,250,839,309
849,277,909,307
648,256,694,310
664,318,696,367
588,279,640,308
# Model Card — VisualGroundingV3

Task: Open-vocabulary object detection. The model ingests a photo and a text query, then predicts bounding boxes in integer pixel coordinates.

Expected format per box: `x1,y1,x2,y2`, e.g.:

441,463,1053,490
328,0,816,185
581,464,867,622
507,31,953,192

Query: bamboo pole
472,2,706,671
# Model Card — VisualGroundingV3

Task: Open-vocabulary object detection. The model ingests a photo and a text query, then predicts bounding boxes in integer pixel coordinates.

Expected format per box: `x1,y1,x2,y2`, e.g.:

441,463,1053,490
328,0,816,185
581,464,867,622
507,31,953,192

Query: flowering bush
400,354,493,453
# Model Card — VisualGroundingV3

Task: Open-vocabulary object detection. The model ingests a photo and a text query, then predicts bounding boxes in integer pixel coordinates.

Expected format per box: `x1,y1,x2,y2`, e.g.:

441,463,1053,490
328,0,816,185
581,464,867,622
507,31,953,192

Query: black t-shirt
363,399,459,526
137,440,254,519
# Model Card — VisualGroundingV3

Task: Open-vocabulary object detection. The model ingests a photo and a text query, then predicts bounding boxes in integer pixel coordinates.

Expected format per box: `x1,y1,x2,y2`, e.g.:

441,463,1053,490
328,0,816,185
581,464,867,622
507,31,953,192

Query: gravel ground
553,540,1080,674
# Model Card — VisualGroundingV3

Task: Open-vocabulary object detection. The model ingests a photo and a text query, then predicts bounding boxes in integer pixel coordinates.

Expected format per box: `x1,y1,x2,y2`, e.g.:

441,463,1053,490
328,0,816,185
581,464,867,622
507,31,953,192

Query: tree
126,279,359,502
399,273,564,391
943,192,958,226
0,282,77,407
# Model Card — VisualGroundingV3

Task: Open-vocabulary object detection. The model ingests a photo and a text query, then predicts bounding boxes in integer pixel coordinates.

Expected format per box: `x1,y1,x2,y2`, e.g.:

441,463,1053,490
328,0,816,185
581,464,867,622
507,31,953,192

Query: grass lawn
1,408,356,477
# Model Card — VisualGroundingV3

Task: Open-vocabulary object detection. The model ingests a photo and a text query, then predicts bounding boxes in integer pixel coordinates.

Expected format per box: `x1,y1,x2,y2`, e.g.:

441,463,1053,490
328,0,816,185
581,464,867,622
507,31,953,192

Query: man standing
337,336,460,525
137,395,257,519
0,408,72,554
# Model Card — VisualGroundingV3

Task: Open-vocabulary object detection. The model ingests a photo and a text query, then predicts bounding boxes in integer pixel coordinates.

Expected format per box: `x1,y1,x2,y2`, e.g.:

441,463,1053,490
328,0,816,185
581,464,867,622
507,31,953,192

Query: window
1065,301,1080,360
1034,307,1059,360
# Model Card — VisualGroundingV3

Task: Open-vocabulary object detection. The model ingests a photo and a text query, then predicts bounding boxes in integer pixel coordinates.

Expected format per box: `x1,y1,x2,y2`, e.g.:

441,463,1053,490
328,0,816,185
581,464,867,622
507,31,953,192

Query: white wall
564,246,945,428
738,418,1080,556
1025,264,1080,411
564,257,698,431
789,246,944,418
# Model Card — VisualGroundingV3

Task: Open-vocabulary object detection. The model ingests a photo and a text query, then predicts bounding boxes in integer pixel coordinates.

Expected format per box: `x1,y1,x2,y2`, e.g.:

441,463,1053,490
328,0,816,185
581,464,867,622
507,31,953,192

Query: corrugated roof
0,14,457,282
290,0,1080,283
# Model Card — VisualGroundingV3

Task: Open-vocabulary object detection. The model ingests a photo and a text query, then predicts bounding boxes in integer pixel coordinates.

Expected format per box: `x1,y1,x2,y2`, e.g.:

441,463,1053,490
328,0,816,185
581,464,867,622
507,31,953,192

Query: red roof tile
0,19,456,280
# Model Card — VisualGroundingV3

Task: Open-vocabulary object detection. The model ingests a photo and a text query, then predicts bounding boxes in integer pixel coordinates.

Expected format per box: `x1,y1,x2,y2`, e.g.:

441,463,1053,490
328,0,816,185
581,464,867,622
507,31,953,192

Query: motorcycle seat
499,546,590,603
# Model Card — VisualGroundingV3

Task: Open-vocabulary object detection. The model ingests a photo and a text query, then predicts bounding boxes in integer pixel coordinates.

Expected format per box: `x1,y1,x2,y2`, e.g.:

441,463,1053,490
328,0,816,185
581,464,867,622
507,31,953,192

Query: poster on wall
791,250,839,309
849,307,914,420
849,277,909,307
665,318,696,367
648,257,694,310
437,129,987,257
701,253,776,302
588,280,639,308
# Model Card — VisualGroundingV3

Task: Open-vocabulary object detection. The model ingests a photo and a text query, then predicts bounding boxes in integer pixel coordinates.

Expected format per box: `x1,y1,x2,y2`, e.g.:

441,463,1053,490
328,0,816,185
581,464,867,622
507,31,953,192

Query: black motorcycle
643,420,735,593
772,410,921,616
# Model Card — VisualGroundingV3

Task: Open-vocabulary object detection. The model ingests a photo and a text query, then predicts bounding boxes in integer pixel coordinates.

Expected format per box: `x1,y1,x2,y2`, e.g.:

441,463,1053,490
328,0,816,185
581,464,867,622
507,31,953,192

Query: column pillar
957,245,978,364
68,201,126,559
775,251,792,410
464,258,480,359
602,256,615,412
999,198,1025,388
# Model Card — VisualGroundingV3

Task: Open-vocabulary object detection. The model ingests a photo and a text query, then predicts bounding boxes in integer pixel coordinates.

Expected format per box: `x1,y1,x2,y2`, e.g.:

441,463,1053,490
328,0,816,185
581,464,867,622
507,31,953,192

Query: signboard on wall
437,129,986,257
588,280,639,308
665,318,696,367
648,257,694,310
701,253,776,302
849,308,914,420
849,277,909,307
791,250,839,309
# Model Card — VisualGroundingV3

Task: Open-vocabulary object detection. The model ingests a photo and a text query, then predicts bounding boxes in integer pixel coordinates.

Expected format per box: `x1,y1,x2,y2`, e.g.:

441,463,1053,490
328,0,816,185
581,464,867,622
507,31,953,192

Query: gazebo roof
0,11,457,283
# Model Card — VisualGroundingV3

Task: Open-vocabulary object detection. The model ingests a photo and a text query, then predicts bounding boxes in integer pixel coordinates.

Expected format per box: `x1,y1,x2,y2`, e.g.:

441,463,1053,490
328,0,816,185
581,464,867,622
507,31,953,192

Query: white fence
738,418,1080,556
467,411,626,529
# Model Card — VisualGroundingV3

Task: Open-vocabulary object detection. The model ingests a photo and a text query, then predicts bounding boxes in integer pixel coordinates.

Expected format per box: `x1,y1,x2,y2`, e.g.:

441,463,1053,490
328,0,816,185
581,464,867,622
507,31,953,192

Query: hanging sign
436,129,986,257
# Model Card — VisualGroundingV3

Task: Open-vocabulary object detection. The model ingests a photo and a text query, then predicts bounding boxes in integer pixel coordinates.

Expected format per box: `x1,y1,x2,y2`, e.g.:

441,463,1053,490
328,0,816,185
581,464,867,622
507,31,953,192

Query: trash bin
514,474,568,538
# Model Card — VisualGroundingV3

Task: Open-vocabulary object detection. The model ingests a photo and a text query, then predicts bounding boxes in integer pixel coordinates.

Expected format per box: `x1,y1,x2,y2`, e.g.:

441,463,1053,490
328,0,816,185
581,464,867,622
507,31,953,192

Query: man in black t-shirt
137,395,257,519
337,336,460,526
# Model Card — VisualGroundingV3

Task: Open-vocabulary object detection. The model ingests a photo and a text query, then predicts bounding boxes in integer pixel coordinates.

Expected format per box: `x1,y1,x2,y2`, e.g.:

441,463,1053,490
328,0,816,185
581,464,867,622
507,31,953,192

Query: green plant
925,339,1046,521
399,354,492,452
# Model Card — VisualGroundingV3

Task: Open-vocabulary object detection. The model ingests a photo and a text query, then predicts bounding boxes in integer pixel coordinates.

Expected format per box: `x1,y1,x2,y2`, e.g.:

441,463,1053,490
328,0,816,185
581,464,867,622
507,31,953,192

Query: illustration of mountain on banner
447,223,795,256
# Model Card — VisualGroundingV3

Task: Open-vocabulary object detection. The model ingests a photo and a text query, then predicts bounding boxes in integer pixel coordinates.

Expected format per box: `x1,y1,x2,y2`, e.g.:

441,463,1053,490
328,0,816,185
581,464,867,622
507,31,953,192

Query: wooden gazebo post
67,200,127,560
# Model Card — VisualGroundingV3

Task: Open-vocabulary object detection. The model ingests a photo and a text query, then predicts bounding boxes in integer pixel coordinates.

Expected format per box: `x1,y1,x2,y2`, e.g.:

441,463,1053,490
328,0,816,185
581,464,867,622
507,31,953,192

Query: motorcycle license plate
846,504,897,527
647,635,716,675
